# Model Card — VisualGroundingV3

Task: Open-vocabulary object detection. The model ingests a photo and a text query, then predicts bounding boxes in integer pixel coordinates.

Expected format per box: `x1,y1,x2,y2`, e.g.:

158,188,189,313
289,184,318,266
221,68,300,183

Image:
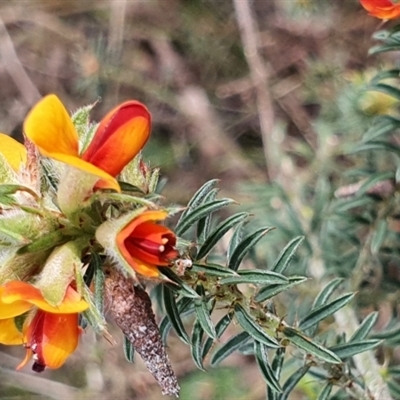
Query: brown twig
233,0,277,181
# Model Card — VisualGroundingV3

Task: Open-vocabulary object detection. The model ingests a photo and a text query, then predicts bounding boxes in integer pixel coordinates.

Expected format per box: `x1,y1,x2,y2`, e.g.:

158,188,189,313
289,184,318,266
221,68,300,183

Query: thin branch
233,0,277,181
0,17,41,105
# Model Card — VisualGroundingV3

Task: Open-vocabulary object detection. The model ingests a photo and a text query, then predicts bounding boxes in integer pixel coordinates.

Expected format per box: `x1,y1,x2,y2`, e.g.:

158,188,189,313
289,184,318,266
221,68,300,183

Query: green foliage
151,179,386,398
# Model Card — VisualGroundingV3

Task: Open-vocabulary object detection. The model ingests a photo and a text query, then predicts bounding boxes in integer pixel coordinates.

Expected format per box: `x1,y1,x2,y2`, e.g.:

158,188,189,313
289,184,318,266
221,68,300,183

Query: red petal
82,101,151,177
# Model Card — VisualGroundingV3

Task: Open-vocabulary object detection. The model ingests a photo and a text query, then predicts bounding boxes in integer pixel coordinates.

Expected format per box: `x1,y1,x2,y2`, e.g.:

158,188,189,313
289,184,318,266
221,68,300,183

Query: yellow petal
0,318,24,344
24,94,79,159
2,282,89,314
0,133,27,171
0,287,32,319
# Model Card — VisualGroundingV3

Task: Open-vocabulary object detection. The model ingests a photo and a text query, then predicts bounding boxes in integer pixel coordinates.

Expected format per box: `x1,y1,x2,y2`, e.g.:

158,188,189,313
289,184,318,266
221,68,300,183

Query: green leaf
202,312,233,360
162,285,191,344
254,276,307,302
196,188,218,244
93,260,105,316
227,219,246,262
299,293,355,331
330,339,381,359
369,83,400,101
195,296,217,340
159,297,194,343
371,324,400,341
271,347,285,382
191,263,238,277
349,311,379,343
363,115,400,142
228,227,274,271
350,140,400,157
219,269,288,285
176,179,219,228
210,331,250,367
196,212,249,260
254,341,282,393
371,219,388,255
123,336,135,363
316,382,333,400
388,365,400,378
175,198,235,236
234,303,280,348
191,320,206,370
282,327,341,364
334,196,377,213
312,278,344,310
159,267,200,299
280,364,311,400
271,236,305,274
388,379,400,398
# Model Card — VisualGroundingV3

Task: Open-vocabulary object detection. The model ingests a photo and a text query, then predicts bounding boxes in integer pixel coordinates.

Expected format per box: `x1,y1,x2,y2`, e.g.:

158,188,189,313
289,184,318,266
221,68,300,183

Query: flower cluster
0,95,178,371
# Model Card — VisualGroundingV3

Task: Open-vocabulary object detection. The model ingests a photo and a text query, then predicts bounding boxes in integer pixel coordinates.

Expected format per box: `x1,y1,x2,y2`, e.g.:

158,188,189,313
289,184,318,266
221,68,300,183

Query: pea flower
96,209,179,278
0,281,88,370
23,94,151,216
360,0,400,19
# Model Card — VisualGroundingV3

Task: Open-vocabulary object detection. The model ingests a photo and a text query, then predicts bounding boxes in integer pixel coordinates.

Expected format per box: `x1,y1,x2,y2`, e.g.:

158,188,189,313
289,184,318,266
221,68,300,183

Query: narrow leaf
350,312,379,343
282,327,341,364
299,293,355,331
196,188,218,244
159,296,194,343
234,303,280,348
351,140,400,157
254,341,282,393
210,331,250,367
312,278,344,310
160,267,200,299
227,220,246,262
254,276,307,302
363,115,400,142
228,227,274,271
316,382,333,400
195,297,217,340
196,212,249,260
191,263,238,277
162,285,191,344
371,219,388,255
202,312,233,360
272,236,304,274
191,320,206,370
123,336,135,363
281,364,311,400
176,179,219,228
330,339,381,359
176,198,235,236
219,270,288,286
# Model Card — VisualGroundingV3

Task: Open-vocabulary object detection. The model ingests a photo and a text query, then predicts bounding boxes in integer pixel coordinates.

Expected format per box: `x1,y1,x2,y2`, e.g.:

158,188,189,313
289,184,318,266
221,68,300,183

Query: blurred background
0,0,395,399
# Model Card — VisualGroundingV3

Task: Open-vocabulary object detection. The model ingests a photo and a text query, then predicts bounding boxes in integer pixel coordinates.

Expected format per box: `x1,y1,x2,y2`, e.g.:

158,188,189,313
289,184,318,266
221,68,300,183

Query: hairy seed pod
104,266,180,397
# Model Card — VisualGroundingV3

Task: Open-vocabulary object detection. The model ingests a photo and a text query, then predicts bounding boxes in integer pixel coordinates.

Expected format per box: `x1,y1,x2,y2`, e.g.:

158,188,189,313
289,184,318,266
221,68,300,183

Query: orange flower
96,210,179,278
360,0,400,19
19,311,81,372
24,94,151,192
0,281,88,370
117,210,179,277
